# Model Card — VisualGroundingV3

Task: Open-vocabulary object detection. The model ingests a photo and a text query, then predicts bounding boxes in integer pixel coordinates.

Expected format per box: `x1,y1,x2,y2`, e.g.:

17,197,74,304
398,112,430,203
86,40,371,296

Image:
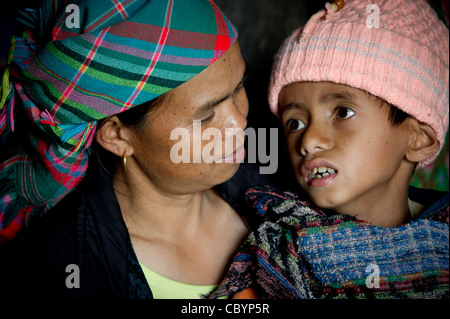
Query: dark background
214,0,330,190
215,0,327,129
1,0,448,191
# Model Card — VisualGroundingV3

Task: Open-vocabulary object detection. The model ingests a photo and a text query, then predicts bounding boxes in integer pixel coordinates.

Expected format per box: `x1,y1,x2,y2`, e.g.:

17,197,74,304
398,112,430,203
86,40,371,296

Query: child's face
279,82,412,223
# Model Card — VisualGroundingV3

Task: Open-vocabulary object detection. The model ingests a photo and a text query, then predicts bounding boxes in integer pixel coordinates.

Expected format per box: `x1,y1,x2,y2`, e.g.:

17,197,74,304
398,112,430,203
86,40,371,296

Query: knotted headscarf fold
0,0,238,243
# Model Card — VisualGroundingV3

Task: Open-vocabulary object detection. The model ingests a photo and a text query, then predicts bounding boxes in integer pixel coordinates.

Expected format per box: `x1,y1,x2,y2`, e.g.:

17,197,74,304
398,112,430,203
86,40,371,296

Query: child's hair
371,95,410,127
268,0,449,167
387,105,410,127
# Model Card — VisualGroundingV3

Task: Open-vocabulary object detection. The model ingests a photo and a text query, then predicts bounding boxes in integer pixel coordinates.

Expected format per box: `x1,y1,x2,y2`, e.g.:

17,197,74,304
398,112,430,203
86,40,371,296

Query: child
209,0,449,299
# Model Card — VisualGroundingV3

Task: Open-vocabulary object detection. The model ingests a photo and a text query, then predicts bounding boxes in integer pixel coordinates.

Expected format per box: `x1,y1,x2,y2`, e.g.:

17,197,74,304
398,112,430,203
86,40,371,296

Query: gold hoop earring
123,152,127,173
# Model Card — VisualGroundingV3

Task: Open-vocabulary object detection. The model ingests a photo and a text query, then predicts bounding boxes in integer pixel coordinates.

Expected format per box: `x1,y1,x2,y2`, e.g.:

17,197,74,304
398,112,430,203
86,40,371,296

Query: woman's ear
95,116,135,157
405,118,440,163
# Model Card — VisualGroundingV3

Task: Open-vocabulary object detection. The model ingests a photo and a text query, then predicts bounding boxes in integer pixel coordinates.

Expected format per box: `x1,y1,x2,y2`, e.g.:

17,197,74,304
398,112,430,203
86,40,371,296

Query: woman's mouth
217,146,246,163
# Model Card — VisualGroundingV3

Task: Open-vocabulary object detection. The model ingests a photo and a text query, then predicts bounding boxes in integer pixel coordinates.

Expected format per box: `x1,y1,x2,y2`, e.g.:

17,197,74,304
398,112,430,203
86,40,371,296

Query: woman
0,0,258,299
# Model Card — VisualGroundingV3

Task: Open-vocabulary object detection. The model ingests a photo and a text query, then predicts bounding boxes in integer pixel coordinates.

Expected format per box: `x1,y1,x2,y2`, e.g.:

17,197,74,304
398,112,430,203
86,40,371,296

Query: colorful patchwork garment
0,0,237,243
209,186,449,299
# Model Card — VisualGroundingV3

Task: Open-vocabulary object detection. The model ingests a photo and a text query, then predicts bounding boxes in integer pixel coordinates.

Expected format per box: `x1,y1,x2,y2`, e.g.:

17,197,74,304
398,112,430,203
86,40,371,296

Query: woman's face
129,42,249,194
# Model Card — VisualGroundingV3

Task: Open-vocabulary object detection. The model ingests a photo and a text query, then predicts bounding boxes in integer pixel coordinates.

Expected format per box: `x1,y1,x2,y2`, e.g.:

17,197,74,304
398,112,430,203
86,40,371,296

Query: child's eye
285,119,306,132
335,107,355,120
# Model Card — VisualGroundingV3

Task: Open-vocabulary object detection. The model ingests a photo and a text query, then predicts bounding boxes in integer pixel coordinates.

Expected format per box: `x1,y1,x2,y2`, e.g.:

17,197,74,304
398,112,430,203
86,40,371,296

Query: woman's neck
112,165,214,241
111,164,249,285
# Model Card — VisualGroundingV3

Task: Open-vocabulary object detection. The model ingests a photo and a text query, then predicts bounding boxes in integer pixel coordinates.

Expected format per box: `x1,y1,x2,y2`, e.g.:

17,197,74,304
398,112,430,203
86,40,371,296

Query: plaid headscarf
0,0,238,244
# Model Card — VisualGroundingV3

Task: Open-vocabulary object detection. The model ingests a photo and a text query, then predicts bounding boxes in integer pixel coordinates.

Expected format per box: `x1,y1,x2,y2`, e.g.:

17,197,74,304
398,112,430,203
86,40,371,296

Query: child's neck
362,193,410,227
333,179,411,228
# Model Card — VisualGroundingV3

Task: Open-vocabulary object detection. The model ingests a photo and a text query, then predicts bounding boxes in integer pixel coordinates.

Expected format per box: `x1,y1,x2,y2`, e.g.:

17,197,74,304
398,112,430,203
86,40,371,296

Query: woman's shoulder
0,188,85,298
2,186,84,251
0,169,134,298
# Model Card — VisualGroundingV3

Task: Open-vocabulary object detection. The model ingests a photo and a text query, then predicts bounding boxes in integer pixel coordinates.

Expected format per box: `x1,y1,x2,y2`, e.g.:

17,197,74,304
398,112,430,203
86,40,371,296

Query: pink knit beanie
268,0,449,166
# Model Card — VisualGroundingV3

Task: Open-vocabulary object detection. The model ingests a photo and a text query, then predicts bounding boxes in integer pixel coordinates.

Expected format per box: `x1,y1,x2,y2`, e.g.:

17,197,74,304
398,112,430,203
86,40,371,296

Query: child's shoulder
245,185,449,231
245,185,358,229
409,186,449,224
245,185,304,215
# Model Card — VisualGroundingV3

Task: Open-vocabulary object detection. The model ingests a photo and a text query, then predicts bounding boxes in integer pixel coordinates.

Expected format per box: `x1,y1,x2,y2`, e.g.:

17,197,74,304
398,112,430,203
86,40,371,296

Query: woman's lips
217,146,246,163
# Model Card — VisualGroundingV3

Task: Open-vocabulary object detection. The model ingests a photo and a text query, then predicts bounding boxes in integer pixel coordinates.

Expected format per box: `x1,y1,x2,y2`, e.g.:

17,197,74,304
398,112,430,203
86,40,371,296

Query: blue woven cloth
210,186,449,299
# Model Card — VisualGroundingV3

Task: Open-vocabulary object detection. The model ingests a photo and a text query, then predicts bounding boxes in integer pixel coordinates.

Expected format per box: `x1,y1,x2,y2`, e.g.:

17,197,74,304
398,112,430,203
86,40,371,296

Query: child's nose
300,122,333,156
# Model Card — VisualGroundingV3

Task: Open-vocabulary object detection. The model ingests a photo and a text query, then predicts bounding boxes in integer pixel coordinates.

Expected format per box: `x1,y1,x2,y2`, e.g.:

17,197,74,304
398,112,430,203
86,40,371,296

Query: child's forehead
279,81,379,109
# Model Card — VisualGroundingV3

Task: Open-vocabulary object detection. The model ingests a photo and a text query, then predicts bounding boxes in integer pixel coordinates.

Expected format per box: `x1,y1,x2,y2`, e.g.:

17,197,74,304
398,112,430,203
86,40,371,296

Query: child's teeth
309,167,336,179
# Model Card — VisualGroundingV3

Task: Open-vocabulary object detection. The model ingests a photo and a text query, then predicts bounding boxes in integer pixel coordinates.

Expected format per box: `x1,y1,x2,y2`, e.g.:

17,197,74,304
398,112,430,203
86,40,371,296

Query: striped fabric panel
123,0,174,109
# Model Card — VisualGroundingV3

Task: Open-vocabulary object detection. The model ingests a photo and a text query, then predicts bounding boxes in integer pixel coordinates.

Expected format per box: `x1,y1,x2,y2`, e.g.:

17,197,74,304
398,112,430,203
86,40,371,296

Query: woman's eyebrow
194,94,229,118
193,65,248,118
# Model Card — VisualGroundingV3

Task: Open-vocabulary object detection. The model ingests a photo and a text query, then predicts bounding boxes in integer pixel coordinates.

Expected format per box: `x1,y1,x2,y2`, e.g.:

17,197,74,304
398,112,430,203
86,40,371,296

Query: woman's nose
230,89,249,130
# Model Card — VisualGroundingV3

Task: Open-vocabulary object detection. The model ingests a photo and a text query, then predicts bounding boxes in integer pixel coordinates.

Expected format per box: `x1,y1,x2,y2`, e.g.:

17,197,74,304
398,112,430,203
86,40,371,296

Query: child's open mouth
302,160,339,187
305,166,338,188
309,166,337,180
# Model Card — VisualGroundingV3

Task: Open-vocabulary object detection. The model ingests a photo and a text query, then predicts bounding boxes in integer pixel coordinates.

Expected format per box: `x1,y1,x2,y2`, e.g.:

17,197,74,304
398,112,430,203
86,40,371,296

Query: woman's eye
335,107,355,120
285,119,305,132
201,112,215,124
234,82,245,95
234,72,249,94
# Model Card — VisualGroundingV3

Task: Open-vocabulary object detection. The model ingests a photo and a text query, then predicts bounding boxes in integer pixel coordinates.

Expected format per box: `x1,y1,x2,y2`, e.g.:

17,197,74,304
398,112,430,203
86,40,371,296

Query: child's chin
307,193,338,210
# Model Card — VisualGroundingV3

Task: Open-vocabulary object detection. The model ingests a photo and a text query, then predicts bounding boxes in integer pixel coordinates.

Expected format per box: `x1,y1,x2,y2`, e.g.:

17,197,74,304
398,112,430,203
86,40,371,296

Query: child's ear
95,115,135,157
405,118,440,163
